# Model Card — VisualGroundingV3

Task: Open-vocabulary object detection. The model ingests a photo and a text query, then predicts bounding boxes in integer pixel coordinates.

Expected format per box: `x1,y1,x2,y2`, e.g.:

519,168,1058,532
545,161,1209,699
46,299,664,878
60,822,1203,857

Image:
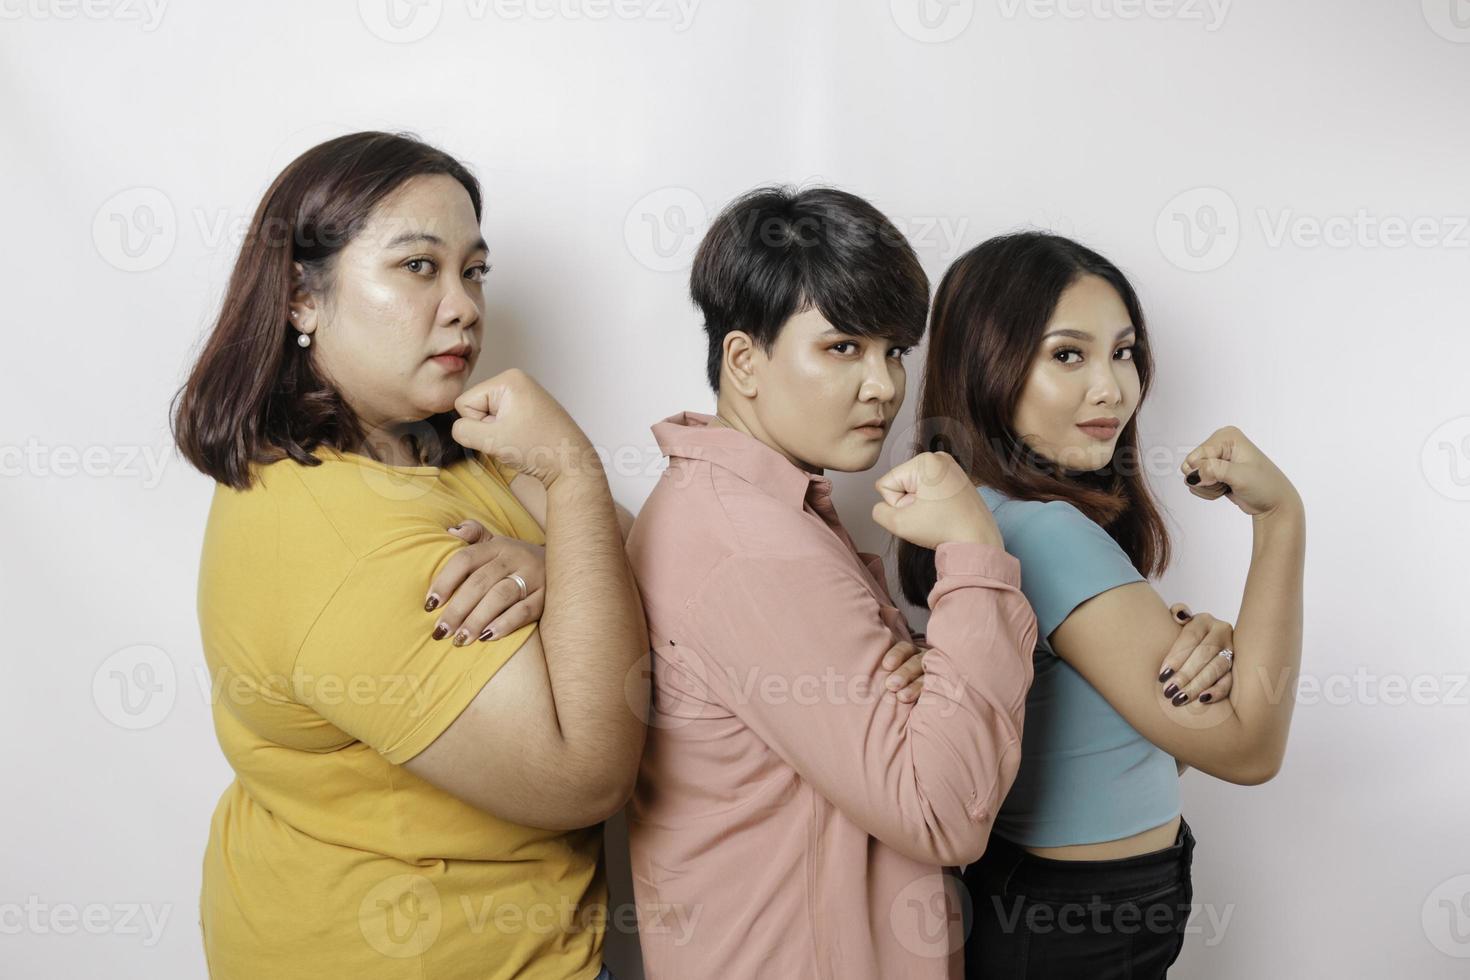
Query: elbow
1211,745,1283,786
1229,753,1283,786
557,755,640,827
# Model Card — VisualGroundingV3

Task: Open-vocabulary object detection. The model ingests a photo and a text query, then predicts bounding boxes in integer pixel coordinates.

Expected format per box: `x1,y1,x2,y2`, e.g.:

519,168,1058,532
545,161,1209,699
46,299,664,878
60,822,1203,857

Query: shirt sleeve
292,530,538,765
1003,501,1146,640
682,542,1038,866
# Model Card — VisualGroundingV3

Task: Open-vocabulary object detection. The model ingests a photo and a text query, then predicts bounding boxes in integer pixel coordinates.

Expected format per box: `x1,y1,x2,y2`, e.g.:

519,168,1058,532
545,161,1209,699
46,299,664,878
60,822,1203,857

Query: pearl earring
297,332,311,348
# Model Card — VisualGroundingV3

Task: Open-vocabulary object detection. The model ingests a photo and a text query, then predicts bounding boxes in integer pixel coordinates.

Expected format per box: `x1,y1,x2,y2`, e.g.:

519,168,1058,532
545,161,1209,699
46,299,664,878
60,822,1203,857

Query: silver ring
508,572,528,602
1216,650,1234,664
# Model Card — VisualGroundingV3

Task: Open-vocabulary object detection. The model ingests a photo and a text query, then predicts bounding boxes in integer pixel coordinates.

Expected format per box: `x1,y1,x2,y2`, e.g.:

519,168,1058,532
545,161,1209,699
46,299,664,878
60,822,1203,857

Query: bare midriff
1022,814,1182,861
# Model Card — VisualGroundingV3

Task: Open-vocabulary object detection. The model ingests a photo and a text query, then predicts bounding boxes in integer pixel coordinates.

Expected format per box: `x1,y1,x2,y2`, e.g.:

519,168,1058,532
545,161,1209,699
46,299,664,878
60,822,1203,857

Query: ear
722,330,760,398
288,261,319,334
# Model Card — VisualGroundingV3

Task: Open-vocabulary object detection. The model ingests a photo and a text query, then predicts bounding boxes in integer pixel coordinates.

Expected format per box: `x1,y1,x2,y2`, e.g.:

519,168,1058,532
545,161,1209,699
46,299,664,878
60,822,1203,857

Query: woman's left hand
1157,603,1235,707
423,519,546,646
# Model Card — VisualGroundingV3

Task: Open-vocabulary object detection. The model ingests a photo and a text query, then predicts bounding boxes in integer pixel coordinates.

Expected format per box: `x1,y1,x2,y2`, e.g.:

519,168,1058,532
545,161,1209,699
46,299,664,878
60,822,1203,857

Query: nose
1088,358,1124,406
438,275,483,332
859,347,897,403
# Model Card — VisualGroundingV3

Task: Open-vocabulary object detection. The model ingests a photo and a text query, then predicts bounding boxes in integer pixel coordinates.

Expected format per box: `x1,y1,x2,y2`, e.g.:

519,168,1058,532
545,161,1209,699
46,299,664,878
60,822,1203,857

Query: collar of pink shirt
652,409,837,506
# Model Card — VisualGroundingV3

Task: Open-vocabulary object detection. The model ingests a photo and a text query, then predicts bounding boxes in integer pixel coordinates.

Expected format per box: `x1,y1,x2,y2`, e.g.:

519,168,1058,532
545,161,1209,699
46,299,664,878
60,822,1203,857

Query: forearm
858,543,1034,863
1225,495,1306,777
538,458,649,789
903,550,1036,862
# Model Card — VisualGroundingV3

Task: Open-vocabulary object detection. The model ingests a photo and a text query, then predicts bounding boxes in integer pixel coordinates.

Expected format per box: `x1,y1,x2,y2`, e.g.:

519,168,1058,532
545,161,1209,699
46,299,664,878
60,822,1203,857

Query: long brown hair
897,232,1172,607
170,131,482,489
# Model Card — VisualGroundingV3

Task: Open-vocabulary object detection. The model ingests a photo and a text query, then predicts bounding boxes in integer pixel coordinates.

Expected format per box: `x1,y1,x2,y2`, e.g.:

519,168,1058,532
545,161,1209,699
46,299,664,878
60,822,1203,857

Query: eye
888,345,914,360
1115,344,1135,361
465,263,491,283
1053,346,1083,365
831,341,857,355
404,257,437,276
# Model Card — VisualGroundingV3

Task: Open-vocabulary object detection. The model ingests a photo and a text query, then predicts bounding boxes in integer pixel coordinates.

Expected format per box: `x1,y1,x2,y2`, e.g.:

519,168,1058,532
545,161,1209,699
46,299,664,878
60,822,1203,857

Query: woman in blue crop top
897,233,1307,978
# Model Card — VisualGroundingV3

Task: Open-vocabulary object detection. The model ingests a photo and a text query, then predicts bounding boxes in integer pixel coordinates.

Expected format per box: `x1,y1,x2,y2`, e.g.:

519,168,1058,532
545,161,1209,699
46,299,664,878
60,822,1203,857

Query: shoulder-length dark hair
171,131,482,489
897,232,1172,607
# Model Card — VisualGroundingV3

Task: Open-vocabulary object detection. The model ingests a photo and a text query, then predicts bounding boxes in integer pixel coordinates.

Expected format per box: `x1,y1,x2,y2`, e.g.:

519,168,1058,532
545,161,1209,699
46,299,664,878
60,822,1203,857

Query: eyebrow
384,231,489,253
1043,326,1136,342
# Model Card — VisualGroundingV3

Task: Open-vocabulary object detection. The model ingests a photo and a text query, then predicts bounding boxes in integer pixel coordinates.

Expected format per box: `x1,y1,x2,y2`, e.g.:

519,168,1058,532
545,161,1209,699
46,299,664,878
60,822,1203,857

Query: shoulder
980,487,1127,564
977,487,1145,639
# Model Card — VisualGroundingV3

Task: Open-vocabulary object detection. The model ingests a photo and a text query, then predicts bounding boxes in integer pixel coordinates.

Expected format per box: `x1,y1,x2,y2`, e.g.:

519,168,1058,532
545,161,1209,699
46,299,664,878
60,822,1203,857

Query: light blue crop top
978,486,1180,848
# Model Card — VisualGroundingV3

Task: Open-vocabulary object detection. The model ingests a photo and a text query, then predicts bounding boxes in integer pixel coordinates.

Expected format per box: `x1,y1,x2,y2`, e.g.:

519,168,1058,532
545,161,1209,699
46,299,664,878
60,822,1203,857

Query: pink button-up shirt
624,411,1038,980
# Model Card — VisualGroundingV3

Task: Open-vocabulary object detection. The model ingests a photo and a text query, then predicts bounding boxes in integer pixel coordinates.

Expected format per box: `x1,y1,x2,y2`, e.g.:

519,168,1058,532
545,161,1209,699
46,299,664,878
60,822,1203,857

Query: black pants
961,818,1196,979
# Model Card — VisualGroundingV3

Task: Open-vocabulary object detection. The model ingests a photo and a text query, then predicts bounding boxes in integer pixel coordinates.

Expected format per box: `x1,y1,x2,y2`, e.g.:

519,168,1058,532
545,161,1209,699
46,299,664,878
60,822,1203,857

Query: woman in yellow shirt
171,131,648,979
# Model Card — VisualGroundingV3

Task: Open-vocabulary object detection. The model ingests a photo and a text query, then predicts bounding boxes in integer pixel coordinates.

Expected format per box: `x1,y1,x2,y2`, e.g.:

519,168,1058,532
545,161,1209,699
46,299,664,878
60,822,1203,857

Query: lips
1076,418,1120,440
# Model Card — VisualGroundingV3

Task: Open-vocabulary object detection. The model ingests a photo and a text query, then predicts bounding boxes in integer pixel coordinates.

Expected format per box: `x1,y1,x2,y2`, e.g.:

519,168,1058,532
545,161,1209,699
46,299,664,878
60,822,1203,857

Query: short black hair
690,186,930,393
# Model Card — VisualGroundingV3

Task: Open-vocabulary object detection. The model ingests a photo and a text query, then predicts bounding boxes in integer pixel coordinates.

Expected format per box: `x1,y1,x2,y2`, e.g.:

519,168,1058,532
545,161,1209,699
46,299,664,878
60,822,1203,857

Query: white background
3,0,1469,976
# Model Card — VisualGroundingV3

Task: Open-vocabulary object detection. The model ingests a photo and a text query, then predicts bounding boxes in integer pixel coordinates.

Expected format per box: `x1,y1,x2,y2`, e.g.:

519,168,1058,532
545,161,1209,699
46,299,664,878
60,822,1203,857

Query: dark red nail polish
1163,683,1179,698
1186,470,1201,486
1172,691,1190,706
432,623,449,640
424,594,440,612
1159,667,1175,683
479,627,494,642
1199,693,1212,703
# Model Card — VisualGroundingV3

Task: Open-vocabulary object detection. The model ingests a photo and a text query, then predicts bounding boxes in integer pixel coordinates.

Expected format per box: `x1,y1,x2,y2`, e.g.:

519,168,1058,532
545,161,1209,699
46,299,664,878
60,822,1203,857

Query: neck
709,398,822,475
358,420,432,468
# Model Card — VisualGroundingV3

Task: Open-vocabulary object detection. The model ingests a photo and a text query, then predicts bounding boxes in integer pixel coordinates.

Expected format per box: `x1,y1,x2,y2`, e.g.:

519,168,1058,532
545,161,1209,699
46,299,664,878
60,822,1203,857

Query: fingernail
453,629,471,647
432,623,449,640
1175,610,1189,621
1186,470,1201,486
1163,683,1179,699
479,626,494,642
1172,691,1190,706
425,594,441,612
887,677,901,690
1158,667,1175,683
1199,693,1212,703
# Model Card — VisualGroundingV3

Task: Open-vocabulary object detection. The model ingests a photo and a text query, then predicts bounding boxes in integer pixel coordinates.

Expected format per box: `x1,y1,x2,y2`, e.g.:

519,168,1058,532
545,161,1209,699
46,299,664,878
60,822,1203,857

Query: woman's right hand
872,451,1002,550
452,369,596,488
1181,426,1301,519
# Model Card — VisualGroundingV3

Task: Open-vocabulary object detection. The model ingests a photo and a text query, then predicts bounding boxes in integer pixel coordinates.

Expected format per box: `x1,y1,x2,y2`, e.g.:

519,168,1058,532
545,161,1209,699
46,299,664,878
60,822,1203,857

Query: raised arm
403,370,649,829
1050,426,1305,785
688,541,1036,866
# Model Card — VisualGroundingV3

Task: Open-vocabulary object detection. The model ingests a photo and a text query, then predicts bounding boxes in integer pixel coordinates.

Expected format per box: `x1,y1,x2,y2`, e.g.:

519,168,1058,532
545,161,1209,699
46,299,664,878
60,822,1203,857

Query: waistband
975,817,1195,904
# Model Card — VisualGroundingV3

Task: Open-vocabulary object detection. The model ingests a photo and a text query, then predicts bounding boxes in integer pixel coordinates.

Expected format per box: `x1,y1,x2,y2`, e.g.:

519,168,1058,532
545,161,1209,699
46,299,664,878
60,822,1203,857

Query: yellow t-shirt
196,447,605,980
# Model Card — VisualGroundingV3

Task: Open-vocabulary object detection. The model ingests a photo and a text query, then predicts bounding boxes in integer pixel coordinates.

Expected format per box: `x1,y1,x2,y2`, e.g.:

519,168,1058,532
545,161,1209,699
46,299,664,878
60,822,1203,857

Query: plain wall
3,0,1468,975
